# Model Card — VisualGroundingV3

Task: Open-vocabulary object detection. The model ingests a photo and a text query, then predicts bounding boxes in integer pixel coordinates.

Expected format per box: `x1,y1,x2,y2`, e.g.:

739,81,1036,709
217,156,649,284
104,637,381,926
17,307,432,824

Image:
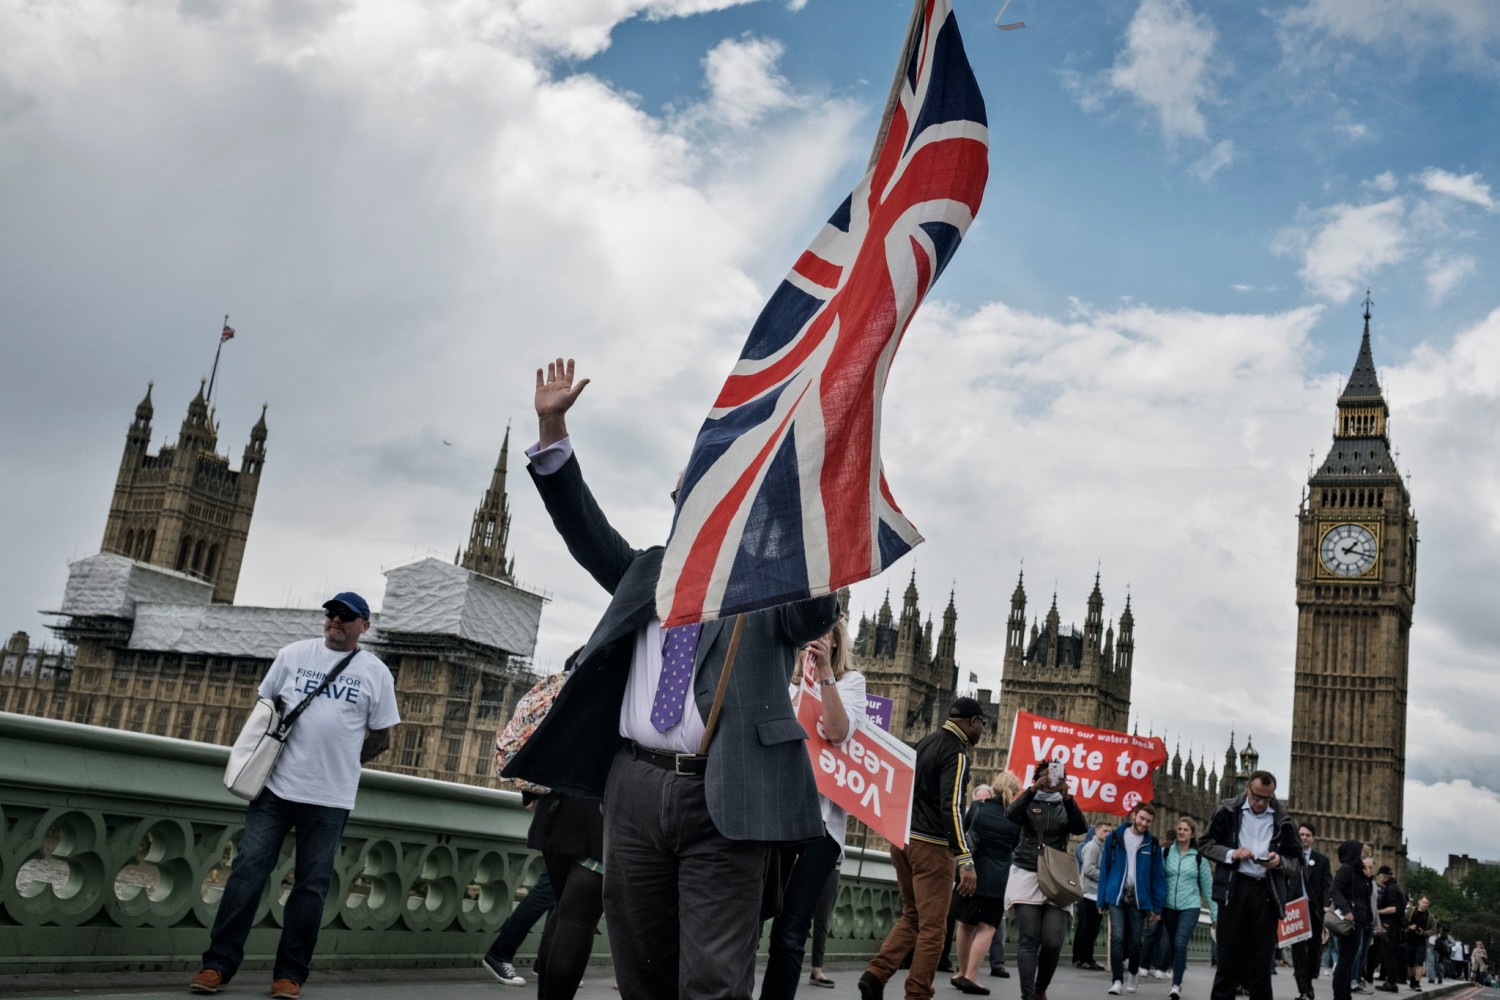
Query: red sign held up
1005,710,1168,815
796,678,917,848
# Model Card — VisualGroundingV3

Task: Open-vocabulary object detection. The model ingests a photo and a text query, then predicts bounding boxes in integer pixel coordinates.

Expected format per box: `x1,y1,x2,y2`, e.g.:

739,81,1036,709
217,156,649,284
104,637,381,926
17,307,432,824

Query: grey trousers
602,749,770,1000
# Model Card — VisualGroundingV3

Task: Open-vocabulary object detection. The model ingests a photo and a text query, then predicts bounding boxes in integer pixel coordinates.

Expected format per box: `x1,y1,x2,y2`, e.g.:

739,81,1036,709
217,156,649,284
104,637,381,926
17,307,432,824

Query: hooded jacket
1329,839,1374,927
1096,820,1167,914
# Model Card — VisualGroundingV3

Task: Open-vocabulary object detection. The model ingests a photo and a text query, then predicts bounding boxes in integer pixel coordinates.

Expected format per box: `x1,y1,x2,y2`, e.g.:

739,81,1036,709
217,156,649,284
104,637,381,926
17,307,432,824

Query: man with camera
1199,770,1303,1000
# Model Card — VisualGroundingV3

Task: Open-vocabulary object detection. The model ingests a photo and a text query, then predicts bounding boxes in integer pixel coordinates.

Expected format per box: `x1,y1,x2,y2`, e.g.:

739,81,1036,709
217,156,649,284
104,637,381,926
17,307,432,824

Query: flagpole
206,314,229,402
867,0,927,172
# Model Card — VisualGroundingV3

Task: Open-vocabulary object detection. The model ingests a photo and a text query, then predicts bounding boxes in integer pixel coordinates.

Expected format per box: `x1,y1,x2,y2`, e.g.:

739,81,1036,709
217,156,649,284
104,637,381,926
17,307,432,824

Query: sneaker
269,981,301,1000
1127,973,1140,993
1152,971,1168,980
1170,987,1181,999
1110,982,1123,995
482,955,526,986
189,970,224,994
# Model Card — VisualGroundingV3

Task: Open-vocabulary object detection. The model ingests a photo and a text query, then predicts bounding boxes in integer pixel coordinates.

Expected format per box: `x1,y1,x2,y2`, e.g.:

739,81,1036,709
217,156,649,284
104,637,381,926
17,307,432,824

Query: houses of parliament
1,303,1416,863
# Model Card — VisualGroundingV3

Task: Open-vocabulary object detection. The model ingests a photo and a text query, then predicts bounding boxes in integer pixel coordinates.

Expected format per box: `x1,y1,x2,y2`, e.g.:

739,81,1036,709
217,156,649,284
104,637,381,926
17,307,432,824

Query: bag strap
274,650,359,737
697,615,745,756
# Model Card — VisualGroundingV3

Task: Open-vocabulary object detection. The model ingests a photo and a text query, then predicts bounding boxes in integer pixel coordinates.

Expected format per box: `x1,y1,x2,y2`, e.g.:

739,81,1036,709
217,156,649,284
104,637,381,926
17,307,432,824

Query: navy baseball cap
323,592,371,620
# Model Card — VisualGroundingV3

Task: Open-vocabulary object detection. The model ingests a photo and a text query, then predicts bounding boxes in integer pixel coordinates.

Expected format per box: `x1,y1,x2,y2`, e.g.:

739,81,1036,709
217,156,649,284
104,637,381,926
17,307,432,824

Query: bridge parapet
0,712,900,975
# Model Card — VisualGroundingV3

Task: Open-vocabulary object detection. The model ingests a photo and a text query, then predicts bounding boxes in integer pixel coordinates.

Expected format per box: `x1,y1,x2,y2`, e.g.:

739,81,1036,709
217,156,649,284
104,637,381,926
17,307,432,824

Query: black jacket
527,792,605,860
1300,846,1332,916
1198,791,1303,917
966,797,1022,898
908,721,974,862
1378,878,1407,930
1006,786,1087,873
1330,839,1374,928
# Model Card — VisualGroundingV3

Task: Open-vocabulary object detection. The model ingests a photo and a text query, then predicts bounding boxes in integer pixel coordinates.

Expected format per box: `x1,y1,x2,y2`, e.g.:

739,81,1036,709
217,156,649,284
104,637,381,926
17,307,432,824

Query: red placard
796,678,917,848
1005,710,1168,815
1278,896,1313,947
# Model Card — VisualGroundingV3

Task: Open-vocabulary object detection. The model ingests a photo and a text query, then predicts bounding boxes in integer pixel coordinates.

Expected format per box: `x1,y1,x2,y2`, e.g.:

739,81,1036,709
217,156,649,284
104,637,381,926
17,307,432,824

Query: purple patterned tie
651,622,702,734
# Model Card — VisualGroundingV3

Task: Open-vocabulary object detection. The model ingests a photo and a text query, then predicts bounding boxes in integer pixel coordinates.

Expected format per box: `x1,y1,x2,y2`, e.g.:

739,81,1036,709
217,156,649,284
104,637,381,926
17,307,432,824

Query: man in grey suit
504,358,840,1000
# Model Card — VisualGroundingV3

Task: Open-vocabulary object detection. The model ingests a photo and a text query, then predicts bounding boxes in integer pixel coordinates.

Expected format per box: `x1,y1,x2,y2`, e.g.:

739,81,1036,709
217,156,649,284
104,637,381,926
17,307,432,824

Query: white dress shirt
527,436,705,753
1235,801,1275,878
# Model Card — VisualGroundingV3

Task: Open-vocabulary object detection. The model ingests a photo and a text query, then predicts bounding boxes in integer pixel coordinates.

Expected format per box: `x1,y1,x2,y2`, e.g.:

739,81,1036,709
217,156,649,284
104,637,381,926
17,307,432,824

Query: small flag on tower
220,322,235,343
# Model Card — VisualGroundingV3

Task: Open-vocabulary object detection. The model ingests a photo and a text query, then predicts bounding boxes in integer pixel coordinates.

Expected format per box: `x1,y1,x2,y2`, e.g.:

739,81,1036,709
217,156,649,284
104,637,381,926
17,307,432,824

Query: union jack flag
656,0,988,627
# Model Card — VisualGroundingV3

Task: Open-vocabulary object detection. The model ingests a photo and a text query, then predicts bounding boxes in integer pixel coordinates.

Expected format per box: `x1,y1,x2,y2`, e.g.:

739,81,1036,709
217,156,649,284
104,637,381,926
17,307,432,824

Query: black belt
627,741,708,777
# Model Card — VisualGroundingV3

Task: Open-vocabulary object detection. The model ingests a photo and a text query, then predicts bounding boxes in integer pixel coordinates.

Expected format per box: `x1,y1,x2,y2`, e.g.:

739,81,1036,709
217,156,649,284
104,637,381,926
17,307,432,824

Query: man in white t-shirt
191,591,400,1000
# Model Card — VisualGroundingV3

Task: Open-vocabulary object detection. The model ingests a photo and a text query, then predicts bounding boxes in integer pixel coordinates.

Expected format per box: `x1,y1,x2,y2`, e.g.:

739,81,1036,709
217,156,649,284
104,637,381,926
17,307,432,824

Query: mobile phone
1047,760,1065,783
1254,855,1271,864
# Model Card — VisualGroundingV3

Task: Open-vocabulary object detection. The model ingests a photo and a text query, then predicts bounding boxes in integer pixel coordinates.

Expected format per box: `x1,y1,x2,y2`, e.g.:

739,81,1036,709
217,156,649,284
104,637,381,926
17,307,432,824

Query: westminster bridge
0,712,1325,1000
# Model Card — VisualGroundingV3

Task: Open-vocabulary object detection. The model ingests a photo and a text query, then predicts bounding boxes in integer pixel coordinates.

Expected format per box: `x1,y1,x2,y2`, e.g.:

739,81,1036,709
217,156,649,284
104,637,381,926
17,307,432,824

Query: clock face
1320,523,1378,577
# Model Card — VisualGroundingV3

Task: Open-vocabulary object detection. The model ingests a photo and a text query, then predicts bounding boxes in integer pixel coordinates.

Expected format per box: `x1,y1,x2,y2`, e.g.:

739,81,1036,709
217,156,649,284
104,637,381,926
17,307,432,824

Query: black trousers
1294,912,1325,997
1073,900,1103,965
601,749,770,1000
1210,874,1278,1000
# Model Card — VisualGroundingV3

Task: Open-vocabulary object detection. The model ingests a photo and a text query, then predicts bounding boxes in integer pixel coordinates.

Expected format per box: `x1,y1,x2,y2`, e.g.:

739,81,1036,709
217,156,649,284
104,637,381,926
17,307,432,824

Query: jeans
1109,903,1146,979
202,789,348,985
1163,908,1200,985
1014,902,1069,1000
487,870,557,963
761,832,842,1000
1334,926,1367,1000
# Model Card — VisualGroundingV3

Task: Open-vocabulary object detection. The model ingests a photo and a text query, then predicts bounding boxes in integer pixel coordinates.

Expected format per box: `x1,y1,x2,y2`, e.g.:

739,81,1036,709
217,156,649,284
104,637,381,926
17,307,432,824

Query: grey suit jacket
502,452,839,842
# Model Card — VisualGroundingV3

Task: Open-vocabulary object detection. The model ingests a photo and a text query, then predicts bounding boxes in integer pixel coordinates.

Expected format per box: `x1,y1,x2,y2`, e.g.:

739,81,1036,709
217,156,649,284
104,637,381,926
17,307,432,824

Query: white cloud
1276,197,1409,302
1189,139,1235,181
1424,251,1476,301
1405,780,1500,870
1417,167,1496,210
1364,171,1398,193
698,34,799,129
1283,0,1500,74
1108,0,1223,141
1339,123,1368,140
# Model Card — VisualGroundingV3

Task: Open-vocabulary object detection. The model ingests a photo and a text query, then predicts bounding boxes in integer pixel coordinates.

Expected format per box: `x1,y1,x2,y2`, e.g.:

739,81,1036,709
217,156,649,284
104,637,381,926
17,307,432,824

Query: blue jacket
1096,821,1167,914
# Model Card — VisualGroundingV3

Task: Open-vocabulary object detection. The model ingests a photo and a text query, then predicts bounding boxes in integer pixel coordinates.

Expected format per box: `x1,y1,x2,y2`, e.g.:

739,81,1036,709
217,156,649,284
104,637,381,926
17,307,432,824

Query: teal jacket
1162,843,1218,920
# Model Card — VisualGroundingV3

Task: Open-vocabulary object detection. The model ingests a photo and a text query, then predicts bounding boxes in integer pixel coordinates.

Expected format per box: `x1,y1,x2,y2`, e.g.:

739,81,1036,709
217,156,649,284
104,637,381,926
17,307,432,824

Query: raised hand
535,358,591,446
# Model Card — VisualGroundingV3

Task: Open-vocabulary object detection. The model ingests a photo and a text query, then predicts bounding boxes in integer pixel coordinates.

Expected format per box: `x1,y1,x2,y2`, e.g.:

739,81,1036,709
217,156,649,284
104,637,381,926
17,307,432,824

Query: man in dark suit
504,359,839,1000
1293,822,1332,1000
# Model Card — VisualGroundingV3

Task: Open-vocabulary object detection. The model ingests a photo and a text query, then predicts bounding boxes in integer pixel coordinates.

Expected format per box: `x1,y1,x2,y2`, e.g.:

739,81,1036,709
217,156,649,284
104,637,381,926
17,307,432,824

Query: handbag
494,671,567,795
1038,844,1085,908
1033,805,1084,907
1324,907,1354,938
224,651,357,800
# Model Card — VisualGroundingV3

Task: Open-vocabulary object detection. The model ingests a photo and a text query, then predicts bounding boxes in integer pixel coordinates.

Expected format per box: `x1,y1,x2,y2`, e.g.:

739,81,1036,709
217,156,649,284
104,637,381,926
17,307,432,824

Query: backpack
494,671,566,795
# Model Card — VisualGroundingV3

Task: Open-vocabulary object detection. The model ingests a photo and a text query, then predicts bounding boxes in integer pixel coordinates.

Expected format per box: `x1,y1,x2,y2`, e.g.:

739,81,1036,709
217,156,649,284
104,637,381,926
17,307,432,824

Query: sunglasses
325,609,361,623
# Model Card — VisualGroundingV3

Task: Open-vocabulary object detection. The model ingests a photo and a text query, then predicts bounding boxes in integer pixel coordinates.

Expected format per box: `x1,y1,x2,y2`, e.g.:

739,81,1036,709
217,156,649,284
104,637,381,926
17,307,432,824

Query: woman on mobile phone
1005,762,1088,1000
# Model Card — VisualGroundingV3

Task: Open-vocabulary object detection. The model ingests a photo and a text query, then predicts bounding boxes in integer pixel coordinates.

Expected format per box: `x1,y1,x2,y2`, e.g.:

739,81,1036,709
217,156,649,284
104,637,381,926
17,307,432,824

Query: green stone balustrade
0,712,901,975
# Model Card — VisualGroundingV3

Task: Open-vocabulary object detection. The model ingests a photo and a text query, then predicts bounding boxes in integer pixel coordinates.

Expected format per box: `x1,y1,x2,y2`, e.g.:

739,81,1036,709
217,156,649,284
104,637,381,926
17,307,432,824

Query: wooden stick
868,0,927,173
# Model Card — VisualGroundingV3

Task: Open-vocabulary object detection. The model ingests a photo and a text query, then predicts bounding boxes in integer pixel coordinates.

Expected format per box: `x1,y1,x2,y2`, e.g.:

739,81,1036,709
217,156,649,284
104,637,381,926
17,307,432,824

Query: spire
135,382,155,423
460,423,516,581
1339,290,1384,404
241,403,268,476
178,378,216,452
903,568,919,611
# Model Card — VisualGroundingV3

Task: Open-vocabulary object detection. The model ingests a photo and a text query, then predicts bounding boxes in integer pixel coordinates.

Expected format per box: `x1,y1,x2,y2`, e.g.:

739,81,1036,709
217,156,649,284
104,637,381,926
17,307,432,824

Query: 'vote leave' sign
796,678,917,848
1005,710,1168,815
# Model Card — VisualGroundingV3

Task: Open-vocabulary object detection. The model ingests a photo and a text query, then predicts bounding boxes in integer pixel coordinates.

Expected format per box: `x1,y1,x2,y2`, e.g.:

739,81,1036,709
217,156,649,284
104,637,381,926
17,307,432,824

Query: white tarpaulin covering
380,558,544,656
129,605,331,658
57,553,213,617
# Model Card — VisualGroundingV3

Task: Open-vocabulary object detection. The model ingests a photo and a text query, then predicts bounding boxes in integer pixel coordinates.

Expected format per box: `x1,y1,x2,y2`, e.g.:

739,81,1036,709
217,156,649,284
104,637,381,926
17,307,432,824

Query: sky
2,0,1498,869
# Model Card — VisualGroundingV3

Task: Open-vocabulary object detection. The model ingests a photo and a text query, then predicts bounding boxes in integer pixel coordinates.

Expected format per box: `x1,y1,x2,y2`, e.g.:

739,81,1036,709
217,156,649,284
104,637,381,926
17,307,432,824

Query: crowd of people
188,360,1490,1000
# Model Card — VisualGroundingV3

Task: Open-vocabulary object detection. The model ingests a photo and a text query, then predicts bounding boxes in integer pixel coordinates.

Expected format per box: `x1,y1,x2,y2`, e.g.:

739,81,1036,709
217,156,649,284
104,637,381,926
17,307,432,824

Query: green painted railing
0,712,901,975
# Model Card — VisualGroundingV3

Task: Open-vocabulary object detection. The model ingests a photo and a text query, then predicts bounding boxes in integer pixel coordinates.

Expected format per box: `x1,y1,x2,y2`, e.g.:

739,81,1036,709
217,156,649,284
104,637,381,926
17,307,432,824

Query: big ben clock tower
1290,293,1417,868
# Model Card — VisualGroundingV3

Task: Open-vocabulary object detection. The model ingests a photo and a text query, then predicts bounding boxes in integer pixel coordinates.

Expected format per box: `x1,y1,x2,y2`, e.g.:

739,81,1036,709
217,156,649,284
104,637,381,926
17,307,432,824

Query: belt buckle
674,753,698,776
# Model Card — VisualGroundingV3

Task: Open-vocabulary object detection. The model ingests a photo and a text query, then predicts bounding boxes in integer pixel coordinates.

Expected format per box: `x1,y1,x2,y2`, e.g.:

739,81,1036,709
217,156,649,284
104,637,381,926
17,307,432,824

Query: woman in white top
760,618,866,999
